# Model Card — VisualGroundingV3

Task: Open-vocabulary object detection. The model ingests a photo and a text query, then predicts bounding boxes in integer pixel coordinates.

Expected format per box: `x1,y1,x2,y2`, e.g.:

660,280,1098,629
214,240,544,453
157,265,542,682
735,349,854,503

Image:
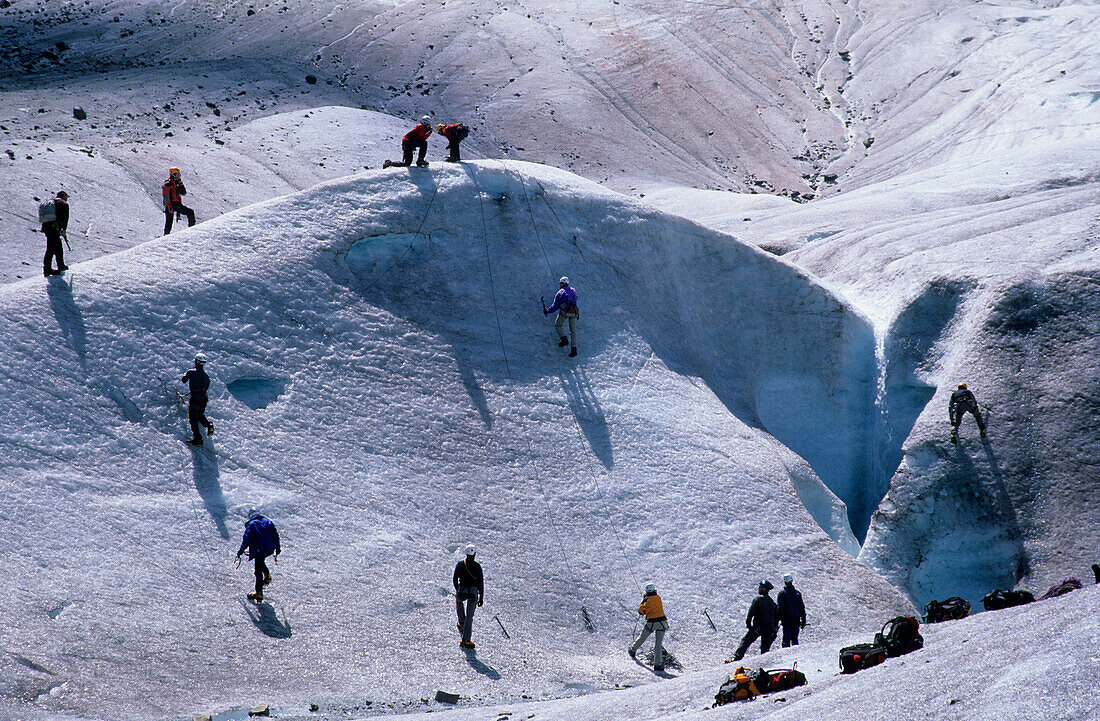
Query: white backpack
38,199,57,224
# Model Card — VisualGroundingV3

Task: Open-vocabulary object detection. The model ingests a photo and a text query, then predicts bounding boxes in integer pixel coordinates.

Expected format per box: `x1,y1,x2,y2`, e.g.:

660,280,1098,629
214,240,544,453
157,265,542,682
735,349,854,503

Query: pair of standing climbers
731,575,808,660
383,116,470,168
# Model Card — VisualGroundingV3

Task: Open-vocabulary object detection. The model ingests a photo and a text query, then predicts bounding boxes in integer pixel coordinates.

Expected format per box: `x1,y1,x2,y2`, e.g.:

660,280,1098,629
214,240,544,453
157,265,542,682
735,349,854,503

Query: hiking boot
569,347,578,357
262,573,272,586
382,159,393,169
558,337,569,347
416,159,429,167
247,591,264,602
206,422,215,436
627,647,636,659
653,665,664,672
444,157,459,163
186,438,203,447
459,640,475,649
980,429,987,439
950,431,958,444
57,264,68,271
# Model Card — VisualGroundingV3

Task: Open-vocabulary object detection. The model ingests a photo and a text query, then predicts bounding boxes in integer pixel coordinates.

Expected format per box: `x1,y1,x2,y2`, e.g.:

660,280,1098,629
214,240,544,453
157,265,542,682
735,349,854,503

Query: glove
800,621,806,629
477,598,483,607
236,551,243,558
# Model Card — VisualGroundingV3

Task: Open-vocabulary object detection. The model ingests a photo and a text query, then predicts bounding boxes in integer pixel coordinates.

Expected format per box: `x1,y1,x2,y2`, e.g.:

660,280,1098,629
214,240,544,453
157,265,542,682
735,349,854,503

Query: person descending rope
181,352,215,446
776,573,806,647
38,190,69,276
628,582,669,671
162,167,197,235
236,507,281,602
436,122,469,162
949,382,986,443
732,580,778,661
383,116,433,168
453,544,484,649
542,276,579,357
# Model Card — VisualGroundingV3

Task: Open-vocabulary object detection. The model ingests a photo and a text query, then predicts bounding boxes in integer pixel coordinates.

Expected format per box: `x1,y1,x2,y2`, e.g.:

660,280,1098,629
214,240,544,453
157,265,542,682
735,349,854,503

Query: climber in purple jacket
542,276,579,357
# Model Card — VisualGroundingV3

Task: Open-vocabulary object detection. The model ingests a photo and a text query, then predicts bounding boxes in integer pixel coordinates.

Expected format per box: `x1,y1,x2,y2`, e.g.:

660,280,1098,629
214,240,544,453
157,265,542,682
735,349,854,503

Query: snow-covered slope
0,162,914,720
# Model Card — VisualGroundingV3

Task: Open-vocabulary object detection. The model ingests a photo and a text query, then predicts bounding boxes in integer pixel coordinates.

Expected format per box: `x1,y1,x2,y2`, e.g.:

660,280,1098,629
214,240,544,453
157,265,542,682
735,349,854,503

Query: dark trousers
164,202,196,234
402,138,428,165
446,139,463,161
188,394,210,442
254,555,271,595
43,224,65,274
456,588,478,642
734,626,777,660
952,404,985,432
781,623,800,647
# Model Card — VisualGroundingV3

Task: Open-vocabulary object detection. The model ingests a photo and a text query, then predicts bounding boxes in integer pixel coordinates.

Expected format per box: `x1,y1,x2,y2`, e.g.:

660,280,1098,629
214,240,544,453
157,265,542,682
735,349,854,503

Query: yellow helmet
169,167,181,176
437,124,445,134
958,382,967,389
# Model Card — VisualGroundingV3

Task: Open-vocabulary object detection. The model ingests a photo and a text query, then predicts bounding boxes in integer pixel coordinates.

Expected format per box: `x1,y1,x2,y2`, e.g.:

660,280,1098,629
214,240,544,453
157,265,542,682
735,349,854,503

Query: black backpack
982,589,1035,611
923,596,971,623
839,642,887,674
874,616,923,657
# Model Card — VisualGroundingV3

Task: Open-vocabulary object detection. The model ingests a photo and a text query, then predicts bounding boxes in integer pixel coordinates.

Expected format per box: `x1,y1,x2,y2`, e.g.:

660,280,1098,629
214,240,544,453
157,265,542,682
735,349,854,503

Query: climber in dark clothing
732,580,778,661
453,544,484,649
949,382,986,443
182,352,215,446
776,573,807,647
40,190,70,276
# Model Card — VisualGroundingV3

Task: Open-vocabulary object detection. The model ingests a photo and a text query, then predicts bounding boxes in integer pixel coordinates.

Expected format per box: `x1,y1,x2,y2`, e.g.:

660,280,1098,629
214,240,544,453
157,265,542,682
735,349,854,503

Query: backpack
874,616,923,657
38,199,57,224
714,666,764,704
714,667,806,705
455,124,469,141
982,589,1035,610
1037,577,1083,601
839,642,887,674
923,596,971,623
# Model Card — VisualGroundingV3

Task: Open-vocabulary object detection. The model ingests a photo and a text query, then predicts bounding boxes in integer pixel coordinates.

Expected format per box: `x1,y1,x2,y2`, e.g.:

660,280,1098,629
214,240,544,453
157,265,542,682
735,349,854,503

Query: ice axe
61,228,71,252
541,296,547,314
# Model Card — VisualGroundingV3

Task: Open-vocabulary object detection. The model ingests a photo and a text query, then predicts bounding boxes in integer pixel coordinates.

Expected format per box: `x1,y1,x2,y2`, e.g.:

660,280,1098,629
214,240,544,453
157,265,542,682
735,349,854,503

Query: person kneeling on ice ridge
732,580,778,661
182,352,214,446
542,276,579,357
949,382,986,443
453,544,484,649
237,508,281,602
383,116,433,168
629,582,669,671
162,167,197,235
436,122,469,162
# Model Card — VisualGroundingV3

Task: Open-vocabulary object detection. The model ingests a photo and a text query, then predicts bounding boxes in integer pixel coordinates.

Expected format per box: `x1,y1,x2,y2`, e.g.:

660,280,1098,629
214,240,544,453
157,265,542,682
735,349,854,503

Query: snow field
0,161,914,719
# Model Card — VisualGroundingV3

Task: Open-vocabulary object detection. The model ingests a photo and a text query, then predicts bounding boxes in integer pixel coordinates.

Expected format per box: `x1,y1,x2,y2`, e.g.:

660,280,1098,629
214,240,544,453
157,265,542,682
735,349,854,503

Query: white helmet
421,115,432,125
194,352,207,364
463,544,477,556
783,573,793,585
644,582,656,593
559,276,569,285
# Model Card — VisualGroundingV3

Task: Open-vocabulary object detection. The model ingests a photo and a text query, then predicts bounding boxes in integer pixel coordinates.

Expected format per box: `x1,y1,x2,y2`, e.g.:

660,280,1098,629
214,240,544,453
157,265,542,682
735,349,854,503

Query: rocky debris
73,107,87,120
249,704,270,717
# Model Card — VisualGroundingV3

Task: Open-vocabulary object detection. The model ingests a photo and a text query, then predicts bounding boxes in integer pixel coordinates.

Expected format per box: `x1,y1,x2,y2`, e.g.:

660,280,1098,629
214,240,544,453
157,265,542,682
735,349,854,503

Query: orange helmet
169,167,181,176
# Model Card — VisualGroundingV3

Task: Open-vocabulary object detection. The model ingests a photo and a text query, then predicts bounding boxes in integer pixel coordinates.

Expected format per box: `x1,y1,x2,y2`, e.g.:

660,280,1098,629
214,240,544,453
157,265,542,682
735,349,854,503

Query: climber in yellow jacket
628,582,669,671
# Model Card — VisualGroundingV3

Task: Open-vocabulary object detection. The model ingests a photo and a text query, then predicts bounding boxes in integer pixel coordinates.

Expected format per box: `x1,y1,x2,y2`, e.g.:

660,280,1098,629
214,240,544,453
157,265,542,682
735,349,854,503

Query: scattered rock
309,703,319,712
0,1,11,8
247,7,255,14
5,149,14,160
863,137,875,148
305,74,317,84
72,107,86,120
55,41,68,52
249,703,270,717
435,691,460,705
193,716,212,721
